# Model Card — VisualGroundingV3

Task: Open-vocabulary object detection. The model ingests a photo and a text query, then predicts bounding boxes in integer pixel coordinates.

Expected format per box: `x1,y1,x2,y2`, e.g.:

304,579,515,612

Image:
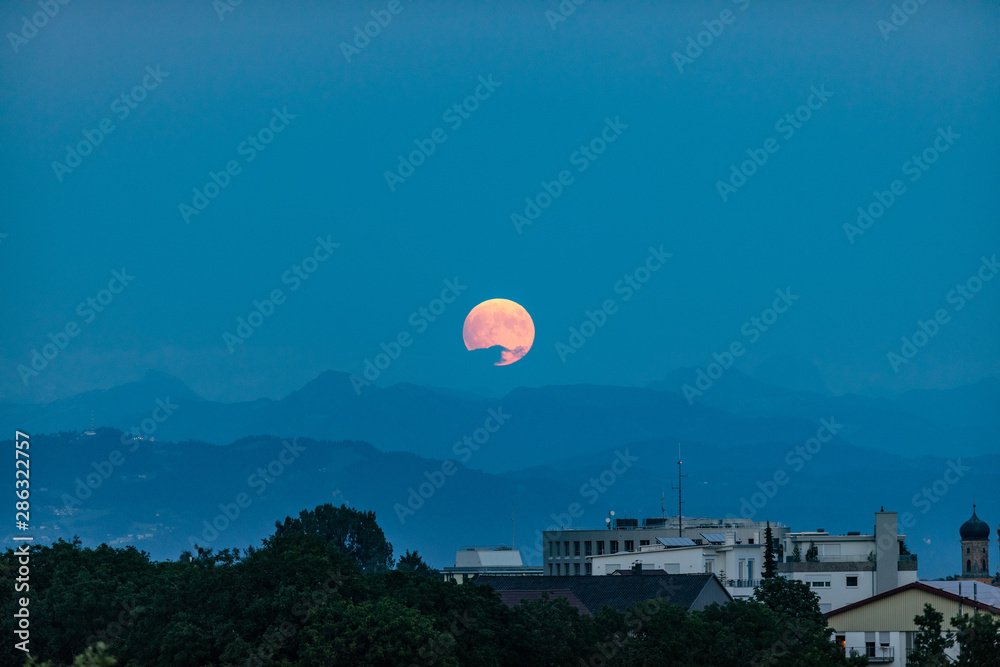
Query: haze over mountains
4,368,996,472
3,368,997,580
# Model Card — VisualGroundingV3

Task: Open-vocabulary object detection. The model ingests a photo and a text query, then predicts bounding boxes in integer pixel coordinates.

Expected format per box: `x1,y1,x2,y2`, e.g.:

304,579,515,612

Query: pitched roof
609,568,673,576
825,581,1000,619
497,589,589,615
475,573,726,615
922,580,1000,609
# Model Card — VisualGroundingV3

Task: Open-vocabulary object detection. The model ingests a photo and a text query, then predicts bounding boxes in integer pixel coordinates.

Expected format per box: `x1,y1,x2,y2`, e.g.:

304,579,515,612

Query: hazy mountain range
2,369,997,579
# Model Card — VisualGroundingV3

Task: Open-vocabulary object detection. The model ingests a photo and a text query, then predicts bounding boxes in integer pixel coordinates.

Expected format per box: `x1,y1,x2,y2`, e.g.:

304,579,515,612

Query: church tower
959,504,989,578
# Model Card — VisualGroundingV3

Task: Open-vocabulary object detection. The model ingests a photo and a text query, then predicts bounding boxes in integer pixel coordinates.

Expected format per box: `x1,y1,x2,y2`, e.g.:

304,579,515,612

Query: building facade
825,582,1000,664
441,546,543,583
776,511,918,612
541,516,787,579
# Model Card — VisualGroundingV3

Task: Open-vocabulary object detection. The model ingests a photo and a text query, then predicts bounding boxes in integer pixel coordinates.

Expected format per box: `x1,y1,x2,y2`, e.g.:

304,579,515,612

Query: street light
606,510,615,530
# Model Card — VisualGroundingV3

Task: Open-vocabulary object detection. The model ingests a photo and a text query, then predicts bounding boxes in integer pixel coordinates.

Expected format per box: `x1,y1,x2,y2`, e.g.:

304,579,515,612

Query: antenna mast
511,503,515,550
671,443,687,538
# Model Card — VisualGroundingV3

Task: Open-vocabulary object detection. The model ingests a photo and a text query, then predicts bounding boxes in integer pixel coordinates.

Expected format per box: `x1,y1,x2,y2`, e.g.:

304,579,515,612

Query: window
624,540,634,552
640,540,650,546
552,542,558,557
810,580,831,588
574,563,581,575
704,559,714,573
819,603,832,613
747,559,755,582
749,538,754,545
846,575,859,588
597,541,605,555
586,563,592,575
819,544,841,558
564,541,569,557
585,541,592,556
610,541,619,554
574,541,581,557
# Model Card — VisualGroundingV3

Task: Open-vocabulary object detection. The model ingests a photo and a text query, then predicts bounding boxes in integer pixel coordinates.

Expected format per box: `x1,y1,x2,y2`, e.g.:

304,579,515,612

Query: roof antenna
511,503,515,550
672,442,687,538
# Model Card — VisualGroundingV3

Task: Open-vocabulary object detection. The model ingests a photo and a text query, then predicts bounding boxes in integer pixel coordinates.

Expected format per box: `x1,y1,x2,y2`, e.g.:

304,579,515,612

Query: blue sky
1,0,998,403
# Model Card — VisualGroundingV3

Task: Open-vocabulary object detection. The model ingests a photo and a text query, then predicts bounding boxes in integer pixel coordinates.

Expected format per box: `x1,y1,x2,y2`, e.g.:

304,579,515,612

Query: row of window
549,539,651,558
549,562,593,575
808,575,859,588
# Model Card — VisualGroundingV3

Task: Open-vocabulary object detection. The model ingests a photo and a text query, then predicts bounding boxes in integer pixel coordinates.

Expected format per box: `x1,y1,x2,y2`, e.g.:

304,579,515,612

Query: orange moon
462,299,535,366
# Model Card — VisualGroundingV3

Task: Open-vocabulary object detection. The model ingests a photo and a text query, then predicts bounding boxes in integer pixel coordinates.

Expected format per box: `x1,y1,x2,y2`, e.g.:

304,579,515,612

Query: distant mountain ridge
1,369,996,474
3,428,996,582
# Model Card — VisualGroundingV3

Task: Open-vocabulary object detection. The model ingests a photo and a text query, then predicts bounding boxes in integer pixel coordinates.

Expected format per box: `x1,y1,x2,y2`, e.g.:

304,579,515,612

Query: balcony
725,579,760,589
846,646,894,663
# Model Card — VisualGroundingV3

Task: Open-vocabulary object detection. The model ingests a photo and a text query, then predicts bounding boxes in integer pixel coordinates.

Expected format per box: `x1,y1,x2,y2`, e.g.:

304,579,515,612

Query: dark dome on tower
960,506,990,540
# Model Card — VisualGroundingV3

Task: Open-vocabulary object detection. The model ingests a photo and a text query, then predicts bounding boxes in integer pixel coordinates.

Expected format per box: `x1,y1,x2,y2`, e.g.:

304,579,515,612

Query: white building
588,532,768,600
586,510,917,610
542,516,786,578
777,511,918,612
441,546,543,584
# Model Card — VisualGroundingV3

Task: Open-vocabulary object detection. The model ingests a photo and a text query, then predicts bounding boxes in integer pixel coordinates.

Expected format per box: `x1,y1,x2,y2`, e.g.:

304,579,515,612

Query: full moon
462,299,535,366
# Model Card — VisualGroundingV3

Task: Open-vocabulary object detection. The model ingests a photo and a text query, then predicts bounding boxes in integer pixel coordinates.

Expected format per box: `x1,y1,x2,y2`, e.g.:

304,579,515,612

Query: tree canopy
3,504,997,665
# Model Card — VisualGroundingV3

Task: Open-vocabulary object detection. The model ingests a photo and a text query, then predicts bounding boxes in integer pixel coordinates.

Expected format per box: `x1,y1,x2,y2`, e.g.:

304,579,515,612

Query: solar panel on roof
700,532,726,544
657,537,697,547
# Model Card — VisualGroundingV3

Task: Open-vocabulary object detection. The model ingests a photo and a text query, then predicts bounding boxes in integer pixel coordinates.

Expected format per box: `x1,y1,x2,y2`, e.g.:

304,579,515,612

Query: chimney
874,510,899,594
725,531,735,546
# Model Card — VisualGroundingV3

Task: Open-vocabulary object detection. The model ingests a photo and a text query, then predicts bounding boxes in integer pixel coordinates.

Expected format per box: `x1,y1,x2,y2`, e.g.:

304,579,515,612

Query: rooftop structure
441,546,543,584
